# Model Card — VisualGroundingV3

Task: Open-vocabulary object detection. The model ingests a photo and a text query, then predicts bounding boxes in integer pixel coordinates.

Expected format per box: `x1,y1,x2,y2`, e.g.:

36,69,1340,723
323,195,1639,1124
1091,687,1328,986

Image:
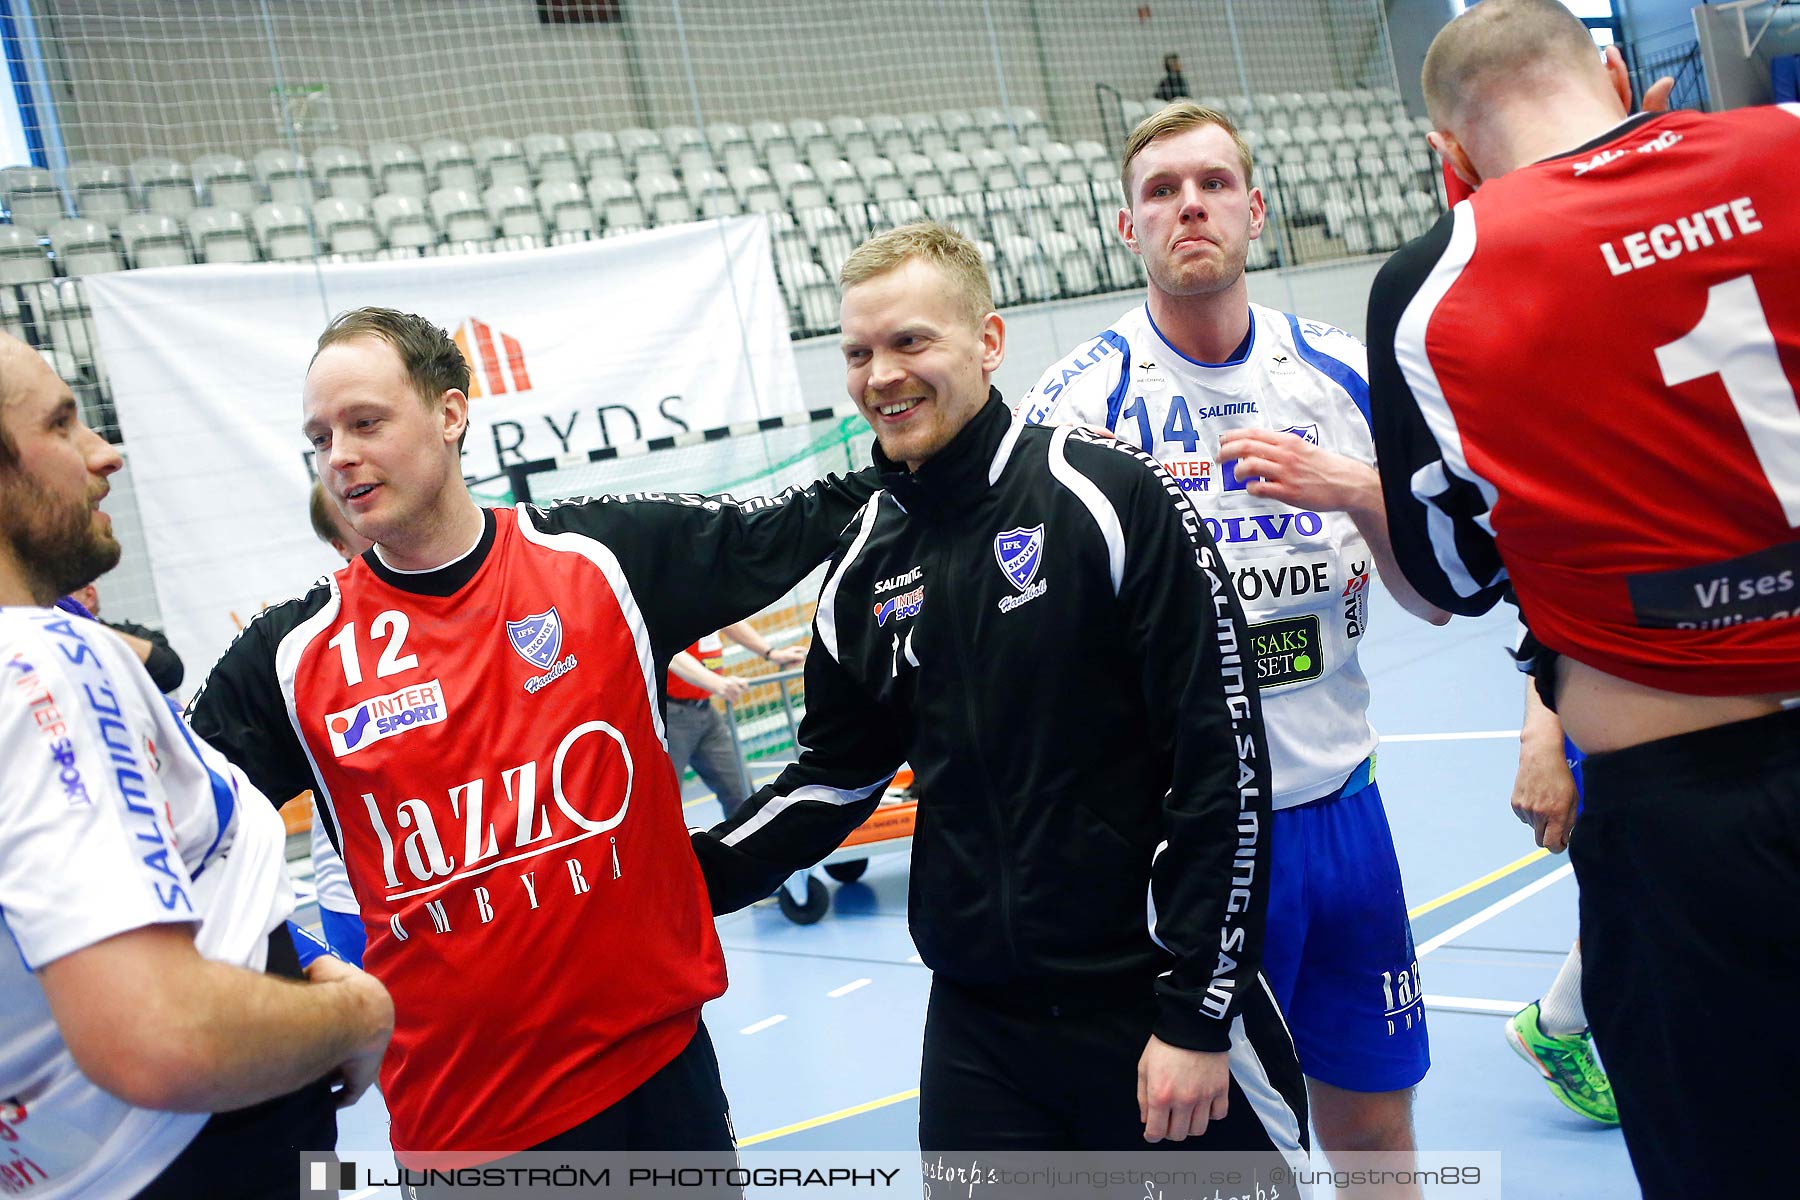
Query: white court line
1418,864,1574,957
828,978,872,998
1381,730,1521,743
1426,994,1530,1016
346,1190,382,1200
740,1014,788,1035
906,953,923,964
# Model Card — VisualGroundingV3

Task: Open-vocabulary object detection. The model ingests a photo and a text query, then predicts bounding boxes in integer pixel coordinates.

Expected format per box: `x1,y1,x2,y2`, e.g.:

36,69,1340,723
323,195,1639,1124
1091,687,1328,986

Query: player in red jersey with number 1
1366,3,1799,1196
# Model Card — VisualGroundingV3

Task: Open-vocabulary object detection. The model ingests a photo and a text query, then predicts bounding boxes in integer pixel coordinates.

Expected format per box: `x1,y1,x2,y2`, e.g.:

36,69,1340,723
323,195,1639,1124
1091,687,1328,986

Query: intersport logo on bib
325,679,448,758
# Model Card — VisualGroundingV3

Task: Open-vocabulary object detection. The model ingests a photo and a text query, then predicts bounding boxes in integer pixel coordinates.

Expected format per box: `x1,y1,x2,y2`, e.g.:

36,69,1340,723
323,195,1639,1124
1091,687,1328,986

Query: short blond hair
1422,0,1599,129
837,221,994,327
1121,102,1254,205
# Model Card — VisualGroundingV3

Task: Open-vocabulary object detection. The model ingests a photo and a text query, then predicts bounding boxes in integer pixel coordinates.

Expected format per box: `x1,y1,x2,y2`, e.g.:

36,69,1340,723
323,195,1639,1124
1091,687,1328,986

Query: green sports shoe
1505,1001,1620,1126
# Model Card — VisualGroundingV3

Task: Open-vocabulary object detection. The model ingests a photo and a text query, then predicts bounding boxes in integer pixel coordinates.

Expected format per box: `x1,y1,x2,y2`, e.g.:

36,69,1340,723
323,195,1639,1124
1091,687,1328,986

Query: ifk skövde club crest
506,607,563,670
994,525,1045,592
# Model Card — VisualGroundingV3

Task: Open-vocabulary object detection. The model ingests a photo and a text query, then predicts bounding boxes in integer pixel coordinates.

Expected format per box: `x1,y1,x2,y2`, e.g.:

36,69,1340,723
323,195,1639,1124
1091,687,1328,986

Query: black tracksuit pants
918,973,1308,1153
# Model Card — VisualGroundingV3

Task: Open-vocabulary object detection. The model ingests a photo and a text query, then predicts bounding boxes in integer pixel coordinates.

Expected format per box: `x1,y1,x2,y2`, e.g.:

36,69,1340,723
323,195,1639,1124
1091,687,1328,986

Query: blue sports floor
328,585,1638,1197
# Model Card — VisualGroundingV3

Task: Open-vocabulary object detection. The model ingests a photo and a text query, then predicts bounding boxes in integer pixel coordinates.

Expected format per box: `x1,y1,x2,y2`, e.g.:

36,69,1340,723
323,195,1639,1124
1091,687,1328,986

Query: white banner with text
87,218,800,685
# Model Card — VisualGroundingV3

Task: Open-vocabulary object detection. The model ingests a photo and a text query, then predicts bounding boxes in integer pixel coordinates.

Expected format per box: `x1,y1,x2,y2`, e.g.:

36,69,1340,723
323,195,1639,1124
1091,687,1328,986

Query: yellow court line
736,854,1551,1146
1407,848,1549,920
739,1088,920,1147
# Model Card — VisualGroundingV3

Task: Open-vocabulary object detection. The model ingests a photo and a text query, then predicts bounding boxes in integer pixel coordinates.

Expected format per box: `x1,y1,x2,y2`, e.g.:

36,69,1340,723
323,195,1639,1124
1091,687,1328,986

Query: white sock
1537,941,1587,1037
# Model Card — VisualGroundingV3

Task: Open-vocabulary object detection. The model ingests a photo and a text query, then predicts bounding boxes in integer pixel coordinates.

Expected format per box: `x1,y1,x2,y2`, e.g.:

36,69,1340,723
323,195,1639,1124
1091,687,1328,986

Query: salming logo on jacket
692,394,1273,1052
188,475,871,1162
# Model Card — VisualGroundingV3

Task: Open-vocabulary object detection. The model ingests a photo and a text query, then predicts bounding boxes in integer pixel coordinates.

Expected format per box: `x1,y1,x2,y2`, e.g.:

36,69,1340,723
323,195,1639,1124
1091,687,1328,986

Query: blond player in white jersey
1020,102,1448,1186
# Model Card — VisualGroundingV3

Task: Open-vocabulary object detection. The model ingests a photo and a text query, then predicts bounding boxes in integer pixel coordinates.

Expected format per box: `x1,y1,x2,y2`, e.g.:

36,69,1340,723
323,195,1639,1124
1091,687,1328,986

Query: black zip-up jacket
691,393,1273,1052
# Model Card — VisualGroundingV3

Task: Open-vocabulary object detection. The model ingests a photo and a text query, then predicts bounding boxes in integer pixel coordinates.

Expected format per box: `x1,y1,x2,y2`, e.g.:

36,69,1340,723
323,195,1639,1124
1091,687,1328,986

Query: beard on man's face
0,470,121,601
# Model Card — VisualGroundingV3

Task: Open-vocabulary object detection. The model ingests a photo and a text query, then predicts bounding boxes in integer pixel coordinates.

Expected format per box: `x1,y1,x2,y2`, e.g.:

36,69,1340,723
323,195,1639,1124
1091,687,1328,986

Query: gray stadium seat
131,156,196,216
682,168,735,214
428,186,493,243
1041,229,1096,295
617,127,670,176
473,137,530,189
585,177,646,235
952,125,989,157
571,129,623,178
117,213,192,269
813,156,855,192
634,169,682,206
938,108,976,139
998,234,1055,303
314,197,381,255
920,192,969,227
49,218,122,276
661,124,706,158
186,206,256,263
829,115,876,162
785,259,837,333
371,193,435,252
706,123,756,172
193,154,258,212
728,164,780,211
749,120,797,168
313,144,375,202
250,202,316,261
370,142,429,198
524,133,580,185
1005,146,1053,189
0,223,49,344
3,166,65,230
880,197,925,229
939,152,981,196
894,152,939,188
69,163,130,228
1038,142,1074,176
254,148,313,206
536,180,595,238
788,118,835,165
771,161,826,212
422,138,480,192
483,183,545,239
867,113,906,147
33,279,96,371
914,126,951,159
974,106,1009,143
902,112,939,140
0,223,50,285
855,156,904,201
878,132,915,164
1246,236,1273,271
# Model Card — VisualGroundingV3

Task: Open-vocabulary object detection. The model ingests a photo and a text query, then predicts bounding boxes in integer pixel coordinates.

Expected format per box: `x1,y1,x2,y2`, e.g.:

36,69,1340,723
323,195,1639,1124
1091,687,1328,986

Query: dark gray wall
1385,0,1459,116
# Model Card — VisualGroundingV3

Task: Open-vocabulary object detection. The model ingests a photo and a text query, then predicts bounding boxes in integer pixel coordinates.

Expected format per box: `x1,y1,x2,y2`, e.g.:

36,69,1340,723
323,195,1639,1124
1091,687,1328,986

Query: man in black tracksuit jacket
691,223,1306,1155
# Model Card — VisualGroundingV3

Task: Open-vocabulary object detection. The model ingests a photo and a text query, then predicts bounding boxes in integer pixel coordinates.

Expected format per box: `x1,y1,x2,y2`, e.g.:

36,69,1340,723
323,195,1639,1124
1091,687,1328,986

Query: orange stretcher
776,768,917,924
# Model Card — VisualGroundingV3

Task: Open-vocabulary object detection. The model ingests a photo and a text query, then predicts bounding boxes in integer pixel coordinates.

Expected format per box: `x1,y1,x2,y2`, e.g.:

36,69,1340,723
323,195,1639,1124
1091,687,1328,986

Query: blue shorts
1262,770,1430,1093
286,909,367,969
320,907,367,968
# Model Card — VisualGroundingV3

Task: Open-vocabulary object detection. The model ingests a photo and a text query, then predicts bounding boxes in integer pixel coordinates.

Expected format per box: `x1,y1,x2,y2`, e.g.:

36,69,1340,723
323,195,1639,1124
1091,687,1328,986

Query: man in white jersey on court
0,332,392,1196
1020,101,1449,1177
